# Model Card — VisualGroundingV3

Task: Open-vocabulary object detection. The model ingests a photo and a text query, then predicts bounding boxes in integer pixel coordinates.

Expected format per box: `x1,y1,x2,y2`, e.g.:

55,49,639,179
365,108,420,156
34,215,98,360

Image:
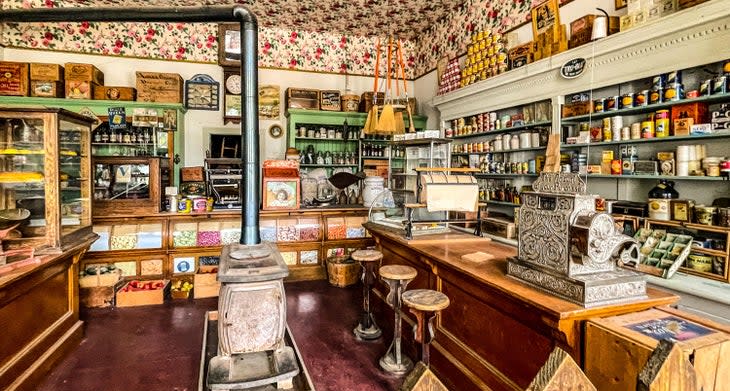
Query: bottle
109,128,118,143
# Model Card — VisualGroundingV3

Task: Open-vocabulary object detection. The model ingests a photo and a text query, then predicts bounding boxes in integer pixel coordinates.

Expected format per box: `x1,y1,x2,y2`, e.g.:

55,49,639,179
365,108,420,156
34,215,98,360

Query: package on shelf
116,279,169,307
30,63,64,81
93,85,137,101
65,62,104,85
286,87,319,110
65,80,100,99
460,29,509,88
30,80,64,98
709,103,730,131
0,61,29,96
263,159,300,178
110,224,138,250
135,71,183,103
568,15,595,49
359,91,385,112
508,42,534,70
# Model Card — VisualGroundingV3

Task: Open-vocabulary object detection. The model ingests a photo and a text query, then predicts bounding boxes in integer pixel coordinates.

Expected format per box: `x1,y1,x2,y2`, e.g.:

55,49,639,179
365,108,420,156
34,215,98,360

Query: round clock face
225,74,241,95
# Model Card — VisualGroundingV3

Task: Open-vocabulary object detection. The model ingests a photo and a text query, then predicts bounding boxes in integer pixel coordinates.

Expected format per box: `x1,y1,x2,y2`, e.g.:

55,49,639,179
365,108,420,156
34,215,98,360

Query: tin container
606,96,619,111
621,126,631,140
649,89,663,104
631,123,642,139
718,207,730,227
663,83,683,101
641,121,655,138
192,196,207,212
655,118,670,138
611,160,622,175
177,198,192,213
700,79,713,96
694,205,717,225
620,93,635,109
648,198,672,221
652,74,666,89
636,90,649,106
712,75,727,95
594,98,605,112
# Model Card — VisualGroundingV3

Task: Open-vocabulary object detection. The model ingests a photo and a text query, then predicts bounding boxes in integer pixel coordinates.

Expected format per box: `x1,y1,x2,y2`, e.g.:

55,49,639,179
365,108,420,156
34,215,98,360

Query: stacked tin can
461,29,509,88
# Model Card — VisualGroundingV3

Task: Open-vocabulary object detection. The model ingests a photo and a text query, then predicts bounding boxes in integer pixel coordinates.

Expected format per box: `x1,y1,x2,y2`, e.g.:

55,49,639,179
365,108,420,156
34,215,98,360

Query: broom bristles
365,106,378,134
394,111,405,134
376,104,396,134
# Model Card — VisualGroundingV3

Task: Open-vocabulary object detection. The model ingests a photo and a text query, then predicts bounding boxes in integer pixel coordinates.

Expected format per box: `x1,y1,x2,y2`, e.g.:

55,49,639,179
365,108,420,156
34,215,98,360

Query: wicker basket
326,255,360,288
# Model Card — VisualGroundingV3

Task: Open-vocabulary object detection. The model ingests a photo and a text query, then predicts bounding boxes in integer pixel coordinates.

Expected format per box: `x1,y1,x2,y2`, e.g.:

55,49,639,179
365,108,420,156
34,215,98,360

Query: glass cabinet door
59,116,92,236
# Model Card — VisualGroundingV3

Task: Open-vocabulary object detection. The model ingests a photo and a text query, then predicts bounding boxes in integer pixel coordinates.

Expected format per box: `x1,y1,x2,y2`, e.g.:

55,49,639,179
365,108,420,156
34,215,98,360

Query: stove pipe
0,6,261,245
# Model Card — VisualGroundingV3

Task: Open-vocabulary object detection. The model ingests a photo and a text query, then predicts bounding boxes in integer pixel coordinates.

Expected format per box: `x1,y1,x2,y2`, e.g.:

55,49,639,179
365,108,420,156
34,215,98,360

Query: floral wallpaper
0,0,419,78
413,0,561,76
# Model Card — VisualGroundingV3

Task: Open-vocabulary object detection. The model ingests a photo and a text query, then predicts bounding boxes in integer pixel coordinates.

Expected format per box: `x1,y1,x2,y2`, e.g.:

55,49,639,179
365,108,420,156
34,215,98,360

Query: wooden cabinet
92,156,167,217
0,107,95,253
81,207,374,284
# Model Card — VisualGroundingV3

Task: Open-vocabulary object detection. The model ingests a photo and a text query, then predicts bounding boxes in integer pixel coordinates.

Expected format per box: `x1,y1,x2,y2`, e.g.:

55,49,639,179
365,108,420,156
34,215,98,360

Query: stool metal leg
354,261,381,340
379,278,413,374
411,309,438,366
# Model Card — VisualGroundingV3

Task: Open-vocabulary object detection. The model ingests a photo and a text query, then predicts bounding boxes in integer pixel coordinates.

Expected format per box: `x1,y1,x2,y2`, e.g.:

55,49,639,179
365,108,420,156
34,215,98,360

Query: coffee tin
641,121,655,138
649,89,663,104
177,198,192,213
636,90,649,106
191,196,207,212
620,93,635,109
606,95,619,111
700,79,713,96
594,98,605,112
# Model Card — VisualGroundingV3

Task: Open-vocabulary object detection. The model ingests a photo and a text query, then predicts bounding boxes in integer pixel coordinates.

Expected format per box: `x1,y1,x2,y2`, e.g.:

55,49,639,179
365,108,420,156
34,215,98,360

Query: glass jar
648,179,679,199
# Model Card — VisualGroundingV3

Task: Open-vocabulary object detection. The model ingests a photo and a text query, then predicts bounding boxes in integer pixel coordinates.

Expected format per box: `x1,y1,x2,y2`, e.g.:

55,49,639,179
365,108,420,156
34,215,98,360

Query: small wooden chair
351,249,383,340
379,264,417,375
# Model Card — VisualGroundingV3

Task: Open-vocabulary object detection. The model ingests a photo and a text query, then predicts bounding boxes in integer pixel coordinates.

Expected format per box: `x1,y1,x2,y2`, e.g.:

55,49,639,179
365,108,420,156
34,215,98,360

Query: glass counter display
92,156,167,216
0,107,94,253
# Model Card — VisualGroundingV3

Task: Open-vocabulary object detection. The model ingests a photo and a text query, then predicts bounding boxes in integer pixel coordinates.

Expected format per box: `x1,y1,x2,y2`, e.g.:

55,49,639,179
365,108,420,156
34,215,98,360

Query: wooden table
0,235,96,391
364,223,678,391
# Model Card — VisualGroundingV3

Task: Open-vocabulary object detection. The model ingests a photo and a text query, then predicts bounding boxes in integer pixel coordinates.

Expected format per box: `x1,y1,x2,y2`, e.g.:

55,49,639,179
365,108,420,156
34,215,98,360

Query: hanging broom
397,39,416,134
393,40,406,134
375,37,396,134
364,38,381,135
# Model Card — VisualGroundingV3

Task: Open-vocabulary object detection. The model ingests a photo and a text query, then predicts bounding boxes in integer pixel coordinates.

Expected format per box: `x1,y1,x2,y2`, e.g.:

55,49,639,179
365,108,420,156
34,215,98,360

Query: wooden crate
193,266,220,299
30,80,64,98
0,61,29,96
80,279,125,308
116,279,169,307
29,63,64,81
135,72,183,103
320,90,341,111
64,62,104,85
585,308,730,391
286,88,319,110
93,85,137,101
66,80,100,100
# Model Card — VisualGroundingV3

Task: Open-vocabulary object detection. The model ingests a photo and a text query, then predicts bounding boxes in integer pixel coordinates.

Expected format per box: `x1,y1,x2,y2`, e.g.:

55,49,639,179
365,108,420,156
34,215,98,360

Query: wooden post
638,339,698,391
526,347,596,391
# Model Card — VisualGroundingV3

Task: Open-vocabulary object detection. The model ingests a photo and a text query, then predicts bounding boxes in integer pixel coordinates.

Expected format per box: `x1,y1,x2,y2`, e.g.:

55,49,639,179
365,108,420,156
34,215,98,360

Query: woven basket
326,255,360,288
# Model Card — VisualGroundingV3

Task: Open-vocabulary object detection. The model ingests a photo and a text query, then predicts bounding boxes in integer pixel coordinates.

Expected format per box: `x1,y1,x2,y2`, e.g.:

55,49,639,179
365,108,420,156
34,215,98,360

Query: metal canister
663,83,683,101
621,126,631,141
700,79,713,96
713,75,727,95
177,198,192,213
606,95,619,111
636,90,649,106
594,98,605,112
655,109,670,137
641,121,655,138
620,93,635,109
649,89,663,104
206,197,214,212
192,196,207,212
610,160,622,175
630,123,642,139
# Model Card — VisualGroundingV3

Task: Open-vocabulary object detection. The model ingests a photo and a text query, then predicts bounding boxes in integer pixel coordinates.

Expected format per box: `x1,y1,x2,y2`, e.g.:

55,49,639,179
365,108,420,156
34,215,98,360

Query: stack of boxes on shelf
460,29,509,88
621,0,709,32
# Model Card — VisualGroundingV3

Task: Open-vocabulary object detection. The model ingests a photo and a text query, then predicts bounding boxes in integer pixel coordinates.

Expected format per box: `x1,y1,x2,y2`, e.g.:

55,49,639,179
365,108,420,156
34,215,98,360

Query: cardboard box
30,80,64,98
66,80,100,99
30,63,64,81
116,279,169,307
671,102,708,125
508,42,533,69
585,308,730,391
286,88,319,111
64,62,104,85
193,265,220,299
673,117,694,136
135,72,184,103
93,85,137,101
569,15,595,49
0,61,29,96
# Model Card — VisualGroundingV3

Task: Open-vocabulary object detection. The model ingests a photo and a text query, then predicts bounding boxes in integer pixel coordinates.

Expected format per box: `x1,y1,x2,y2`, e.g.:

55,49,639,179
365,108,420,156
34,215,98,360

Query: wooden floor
37,280,403,391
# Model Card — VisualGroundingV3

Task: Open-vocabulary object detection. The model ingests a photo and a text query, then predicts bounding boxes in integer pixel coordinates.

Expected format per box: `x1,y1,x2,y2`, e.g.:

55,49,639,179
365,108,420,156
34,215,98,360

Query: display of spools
675,144,706,176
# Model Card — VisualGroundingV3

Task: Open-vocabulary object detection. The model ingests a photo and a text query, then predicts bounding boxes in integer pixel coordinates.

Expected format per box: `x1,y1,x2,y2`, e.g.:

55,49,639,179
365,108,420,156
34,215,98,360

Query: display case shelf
561,133,730,149
581,174,727,181
294,137,359,142
453,146,546,155
300,164,359,168
561,92,730,122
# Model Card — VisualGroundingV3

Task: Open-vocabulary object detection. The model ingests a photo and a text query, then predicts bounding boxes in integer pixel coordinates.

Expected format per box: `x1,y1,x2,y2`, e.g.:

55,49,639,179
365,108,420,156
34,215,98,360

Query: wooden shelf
581,174,728,181
453,146,546,155
561,133,730,149
448,120,552,139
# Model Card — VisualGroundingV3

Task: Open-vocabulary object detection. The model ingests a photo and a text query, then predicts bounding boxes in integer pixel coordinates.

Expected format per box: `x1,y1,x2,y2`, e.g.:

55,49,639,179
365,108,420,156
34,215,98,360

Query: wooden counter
364,223,678,391
0,234,96,391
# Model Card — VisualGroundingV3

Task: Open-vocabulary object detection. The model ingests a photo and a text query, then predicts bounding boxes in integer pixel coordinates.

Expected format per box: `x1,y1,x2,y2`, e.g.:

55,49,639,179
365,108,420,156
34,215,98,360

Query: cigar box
64,63,104,85
30,63,64,82
319,90,341,111
286,88,319,111
0,62,29,96
30,80,64,98
136,72,184,103
66,80,100,100
93,85,137,101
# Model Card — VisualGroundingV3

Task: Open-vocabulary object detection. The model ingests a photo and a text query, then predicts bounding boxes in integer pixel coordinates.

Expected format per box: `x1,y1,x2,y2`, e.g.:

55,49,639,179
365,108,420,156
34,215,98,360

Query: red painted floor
37,280,403,391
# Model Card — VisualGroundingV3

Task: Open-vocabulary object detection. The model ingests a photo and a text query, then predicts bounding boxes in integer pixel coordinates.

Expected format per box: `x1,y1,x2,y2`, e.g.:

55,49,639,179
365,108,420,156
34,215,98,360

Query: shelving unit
449,120,552,138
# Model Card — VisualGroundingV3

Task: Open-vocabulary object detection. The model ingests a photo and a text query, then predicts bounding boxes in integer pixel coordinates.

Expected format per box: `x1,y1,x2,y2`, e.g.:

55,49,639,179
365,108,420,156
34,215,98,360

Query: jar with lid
648,179,679,199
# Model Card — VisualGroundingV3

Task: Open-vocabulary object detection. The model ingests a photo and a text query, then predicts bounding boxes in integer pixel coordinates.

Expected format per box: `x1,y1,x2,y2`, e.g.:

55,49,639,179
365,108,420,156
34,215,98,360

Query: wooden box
116,279,169,307
671,102,708,126
93,85,137,101
508,42,533,69
66,80,100,99
585,308,730,391
569,15,595,49
193,265,220,299
64,62,104,85
181,166,205,182
359,91,385,113
482,217,516,239
319,90,341,111
135,72,184,103
286,88,319,110
80,279,125,308
29,63,64,81
0,61,29,96
30,80,64,98
562,101,593,118
678,0,710,9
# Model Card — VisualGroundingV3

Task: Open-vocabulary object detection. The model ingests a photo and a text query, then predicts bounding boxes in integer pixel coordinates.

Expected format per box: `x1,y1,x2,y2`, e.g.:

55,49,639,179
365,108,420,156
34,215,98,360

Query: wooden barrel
326,255,359,287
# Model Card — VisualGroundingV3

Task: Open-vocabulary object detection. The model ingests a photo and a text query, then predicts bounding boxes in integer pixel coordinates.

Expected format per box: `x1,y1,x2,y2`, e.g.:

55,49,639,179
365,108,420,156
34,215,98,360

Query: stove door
218,280,287,355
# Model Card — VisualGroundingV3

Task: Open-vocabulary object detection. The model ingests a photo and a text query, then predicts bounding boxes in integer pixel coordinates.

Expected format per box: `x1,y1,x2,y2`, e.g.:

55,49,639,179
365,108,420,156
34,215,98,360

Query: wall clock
223,67,241,124
185,74,220,111
269,124,283,139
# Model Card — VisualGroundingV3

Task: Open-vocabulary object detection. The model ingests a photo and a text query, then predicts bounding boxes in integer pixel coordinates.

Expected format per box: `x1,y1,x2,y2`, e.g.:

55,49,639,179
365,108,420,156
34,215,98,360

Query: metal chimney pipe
0,6,261,245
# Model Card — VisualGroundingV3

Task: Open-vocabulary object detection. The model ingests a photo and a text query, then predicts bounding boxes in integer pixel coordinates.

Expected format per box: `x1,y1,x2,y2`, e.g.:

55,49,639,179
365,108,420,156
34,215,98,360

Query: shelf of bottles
91,121,169,158
295,123,360,176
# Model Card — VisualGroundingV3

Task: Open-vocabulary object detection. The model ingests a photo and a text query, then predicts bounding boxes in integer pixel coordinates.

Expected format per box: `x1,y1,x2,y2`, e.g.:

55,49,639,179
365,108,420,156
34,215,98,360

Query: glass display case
0,107,94,252
92,156,167,216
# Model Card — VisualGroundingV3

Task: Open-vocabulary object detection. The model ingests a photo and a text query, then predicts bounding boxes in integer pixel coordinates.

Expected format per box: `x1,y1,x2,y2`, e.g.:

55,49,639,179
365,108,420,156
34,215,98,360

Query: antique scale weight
507,136,647,307
1,5,301,390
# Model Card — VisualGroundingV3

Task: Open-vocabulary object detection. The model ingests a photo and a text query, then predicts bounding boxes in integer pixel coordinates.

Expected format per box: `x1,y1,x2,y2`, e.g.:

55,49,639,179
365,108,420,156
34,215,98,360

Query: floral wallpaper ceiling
0,0,568,78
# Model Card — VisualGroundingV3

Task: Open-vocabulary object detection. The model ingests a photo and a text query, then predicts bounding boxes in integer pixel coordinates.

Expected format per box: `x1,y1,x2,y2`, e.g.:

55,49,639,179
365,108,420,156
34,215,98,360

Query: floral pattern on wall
413,0,573,76
0,0,418,78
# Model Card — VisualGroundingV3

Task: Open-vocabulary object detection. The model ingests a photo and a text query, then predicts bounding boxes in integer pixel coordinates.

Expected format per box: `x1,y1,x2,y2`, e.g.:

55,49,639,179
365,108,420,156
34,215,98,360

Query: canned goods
652,74,666,89
655,109,670,119
606,96,619,111
610,160,622,175
631,123,642,139
713,75,727,95
621,126,631,140
620,93,635,109
177,198,192,213
655,118,669,137
594,98,605,112
700,79,713,96
663,83,683,101
192,196,207,212
649,89,663,104
603,128,613,141
641,121,655,138
667,70,682,85
636,90,649,106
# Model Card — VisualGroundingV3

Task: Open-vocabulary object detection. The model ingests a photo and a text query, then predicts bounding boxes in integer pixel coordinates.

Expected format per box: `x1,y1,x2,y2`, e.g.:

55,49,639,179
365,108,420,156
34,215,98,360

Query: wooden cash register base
363,223,678,391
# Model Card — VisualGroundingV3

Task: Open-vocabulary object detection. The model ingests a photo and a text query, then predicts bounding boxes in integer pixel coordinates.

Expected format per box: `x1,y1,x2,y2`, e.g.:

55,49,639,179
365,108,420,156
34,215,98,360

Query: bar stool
402,289,450,366
379,264,417,375
351,249,383,340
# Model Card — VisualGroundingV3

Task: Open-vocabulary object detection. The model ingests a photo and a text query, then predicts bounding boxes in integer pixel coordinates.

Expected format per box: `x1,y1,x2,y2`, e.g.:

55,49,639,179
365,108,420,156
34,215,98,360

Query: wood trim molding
433,1,730,121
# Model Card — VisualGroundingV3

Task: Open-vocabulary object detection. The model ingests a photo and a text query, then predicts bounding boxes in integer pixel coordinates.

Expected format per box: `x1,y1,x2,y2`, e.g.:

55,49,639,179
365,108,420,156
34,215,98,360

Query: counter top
93,205,370,221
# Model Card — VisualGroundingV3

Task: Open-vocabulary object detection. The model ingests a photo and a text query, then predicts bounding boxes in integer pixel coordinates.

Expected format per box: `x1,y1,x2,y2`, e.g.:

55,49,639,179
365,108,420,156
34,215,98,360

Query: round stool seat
403,289,450,312
379,265,417,281
351,249,383,263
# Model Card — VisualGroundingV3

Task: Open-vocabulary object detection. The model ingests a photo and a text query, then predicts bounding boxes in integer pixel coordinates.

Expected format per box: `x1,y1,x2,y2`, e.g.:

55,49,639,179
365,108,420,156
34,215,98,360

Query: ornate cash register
205,157,243,209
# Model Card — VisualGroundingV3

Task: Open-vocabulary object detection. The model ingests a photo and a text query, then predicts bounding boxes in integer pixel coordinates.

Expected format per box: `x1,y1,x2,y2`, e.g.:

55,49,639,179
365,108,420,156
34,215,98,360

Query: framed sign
531,0,561,39
185,74,220,111
615,0,627,9
262,179,300,210
218,23,241,67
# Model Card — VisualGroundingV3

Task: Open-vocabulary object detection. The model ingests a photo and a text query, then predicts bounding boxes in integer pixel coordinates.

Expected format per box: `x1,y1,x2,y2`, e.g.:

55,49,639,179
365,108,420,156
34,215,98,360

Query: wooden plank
526,347,596,391
399,362,449,391
638,340,698,391
414,167,480,173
